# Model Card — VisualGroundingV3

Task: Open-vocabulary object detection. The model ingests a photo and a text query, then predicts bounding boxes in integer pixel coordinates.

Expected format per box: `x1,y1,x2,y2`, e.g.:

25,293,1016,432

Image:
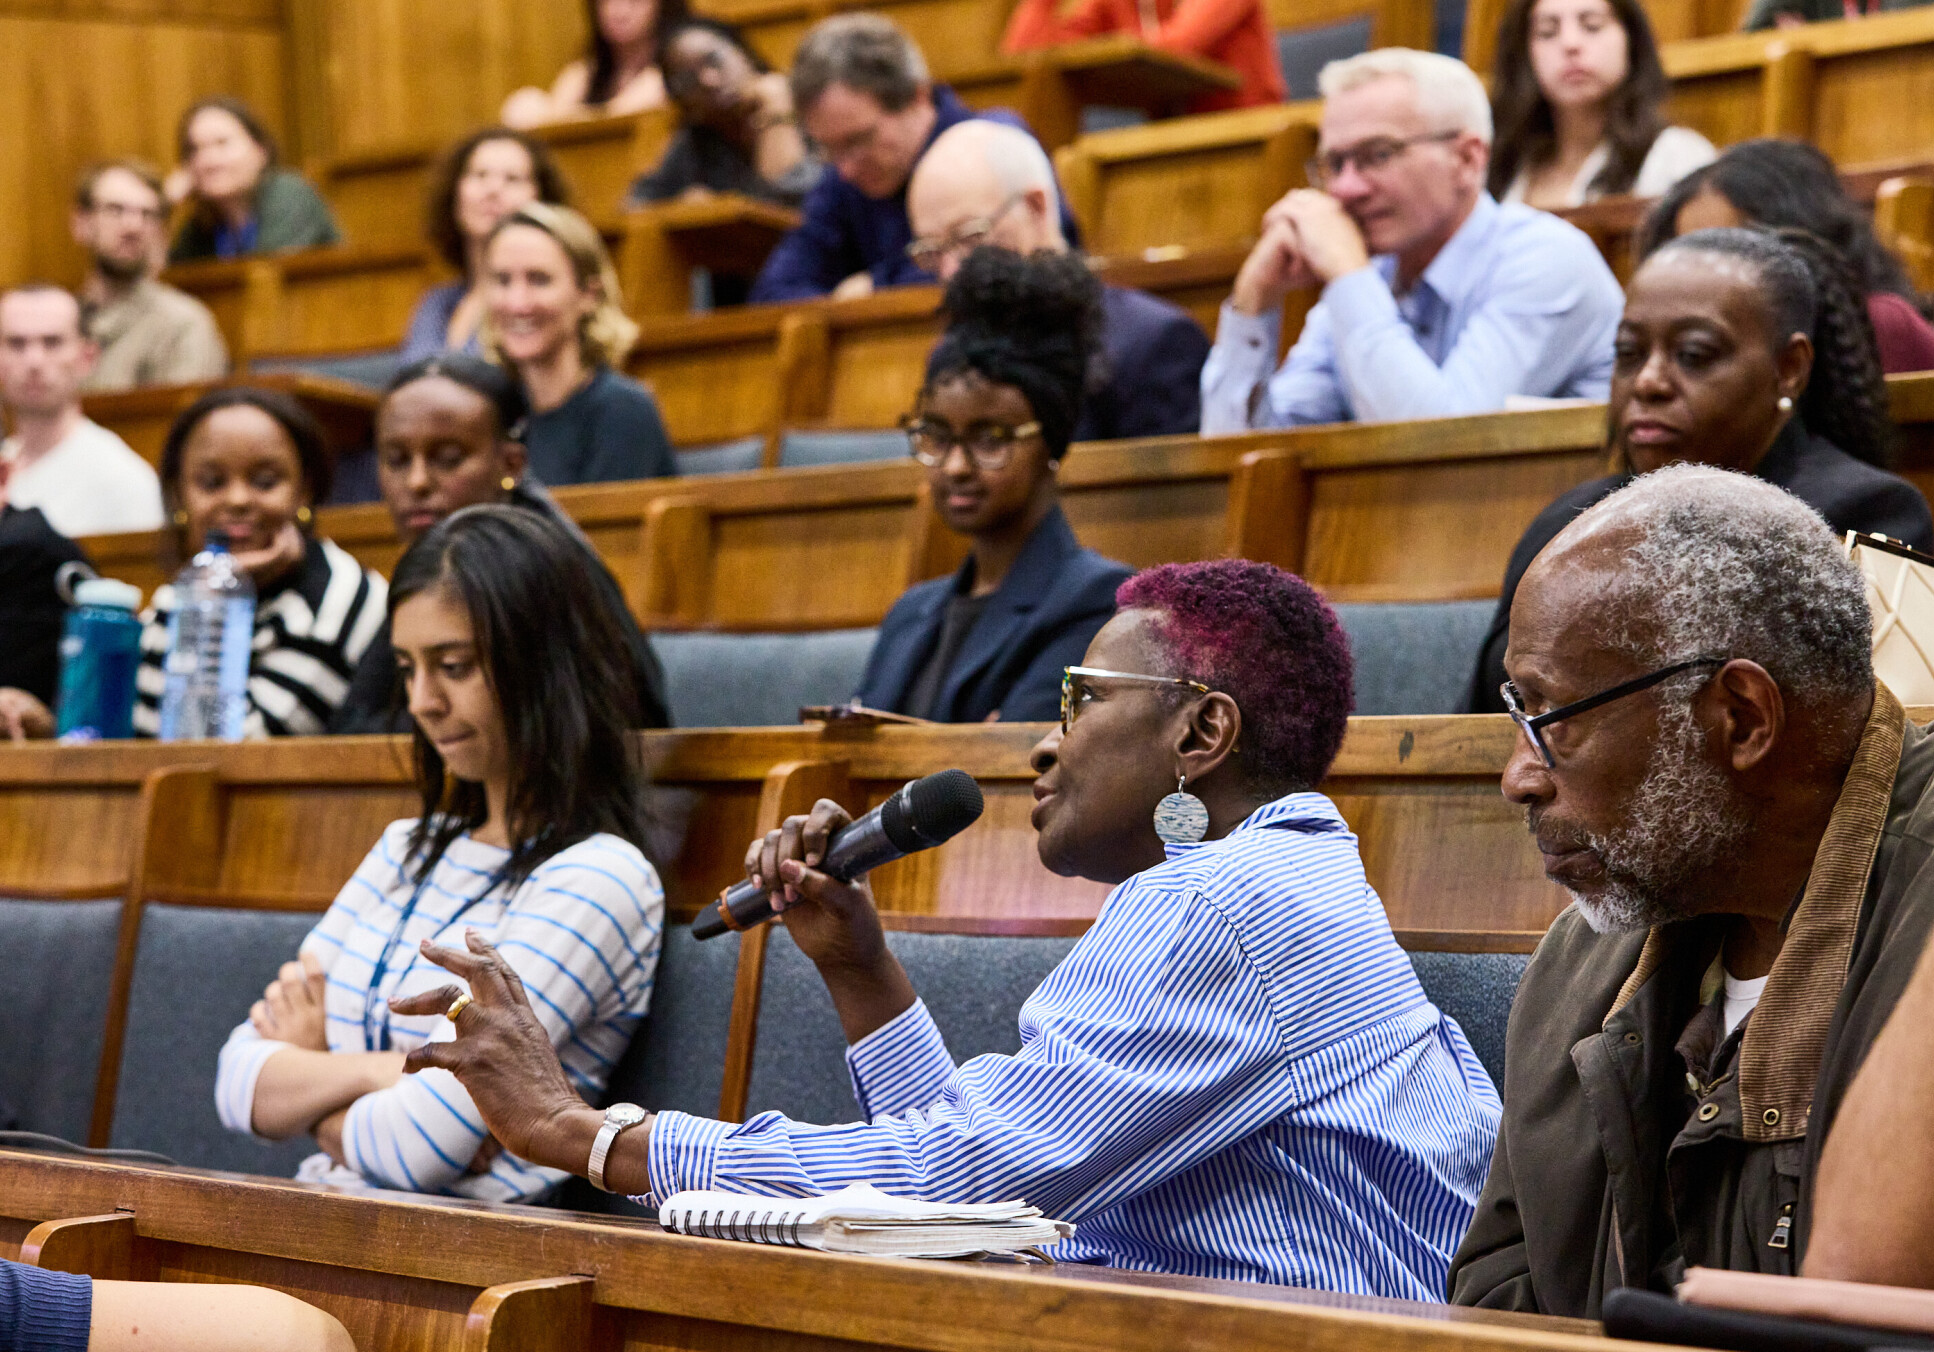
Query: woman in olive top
481,203,676,486
853,247,1131,722
168,98,340,263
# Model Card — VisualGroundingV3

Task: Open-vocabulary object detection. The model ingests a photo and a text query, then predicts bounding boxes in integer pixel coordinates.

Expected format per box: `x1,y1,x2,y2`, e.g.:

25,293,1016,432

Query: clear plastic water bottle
157,529,256,742
55,578,145,742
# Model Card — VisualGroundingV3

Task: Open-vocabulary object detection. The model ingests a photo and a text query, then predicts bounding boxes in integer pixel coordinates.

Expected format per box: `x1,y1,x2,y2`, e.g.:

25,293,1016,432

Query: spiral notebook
658,1183,1075,1259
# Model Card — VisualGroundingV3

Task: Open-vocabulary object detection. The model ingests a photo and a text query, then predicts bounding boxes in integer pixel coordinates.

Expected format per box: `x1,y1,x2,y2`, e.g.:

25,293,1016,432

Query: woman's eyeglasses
1500,657,1727,768
1061,666,1210,736
902,415,1042,469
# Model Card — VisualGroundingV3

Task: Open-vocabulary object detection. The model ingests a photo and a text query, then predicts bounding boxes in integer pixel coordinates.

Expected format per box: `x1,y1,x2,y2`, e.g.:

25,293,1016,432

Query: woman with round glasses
848,247,1132,722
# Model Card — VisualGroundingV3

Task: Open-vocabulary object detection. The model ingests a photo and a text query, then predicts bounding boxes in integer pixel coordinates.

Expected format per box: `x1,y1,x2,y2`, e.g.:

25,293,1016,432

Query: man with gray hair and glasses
1451,463,1934,1316
1200,48,1621,432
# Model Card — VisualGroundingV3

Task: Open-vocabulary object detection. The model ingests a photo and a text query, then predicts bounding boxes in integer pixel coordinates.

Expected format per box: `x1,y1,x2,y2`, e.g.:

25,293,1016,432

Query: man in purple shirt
749,14,1063,303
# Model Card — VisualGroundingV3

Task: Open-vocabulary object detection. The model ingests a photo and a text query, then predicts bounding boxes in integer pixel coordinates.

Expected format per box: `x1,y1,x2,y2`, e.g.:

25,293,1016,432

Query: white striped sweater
217,820,664,1202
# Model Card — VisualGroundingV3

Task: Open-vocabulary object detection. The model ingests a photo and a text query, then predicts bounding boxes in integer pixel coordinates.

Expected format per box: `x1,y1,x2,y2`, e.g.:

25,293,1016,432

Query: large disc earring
1153,774,1209,846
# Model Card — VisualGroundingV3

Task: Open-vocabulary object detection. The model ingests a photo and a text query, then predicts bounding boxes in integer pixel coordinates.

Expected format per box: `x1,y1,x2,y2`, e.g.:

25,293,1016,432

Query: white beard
1553,700,1754,934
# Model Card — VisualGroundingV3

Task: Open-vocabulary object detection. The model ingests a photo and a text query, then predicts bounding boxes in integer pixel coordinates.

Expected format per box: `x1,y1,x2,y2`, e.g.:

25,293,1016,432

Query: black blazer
1464,417,1934,712
1073,286,1212,443
853,506,1133,723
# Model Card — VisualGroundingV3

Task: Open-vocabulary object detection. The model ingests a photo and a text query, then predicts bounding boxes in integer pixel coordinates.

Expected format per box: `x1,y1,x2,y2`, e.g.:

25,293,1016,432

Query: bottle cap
202,528,231,553
73,578,142,612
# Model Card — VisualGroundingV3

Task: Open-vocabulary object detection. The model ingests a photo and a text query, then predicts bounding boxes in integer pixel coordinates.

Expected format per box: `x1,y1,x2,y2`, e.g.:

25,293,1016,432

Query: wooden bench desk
82,372,379,474
619,194,802,316
0,1153,1660,1352
161,246,437,365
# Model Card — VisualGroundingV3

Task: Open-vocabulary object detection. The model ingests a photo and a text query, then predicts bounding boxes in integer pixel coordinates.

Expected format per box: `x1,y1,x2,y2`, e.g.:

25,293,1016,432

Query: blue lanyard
361,862,501,1052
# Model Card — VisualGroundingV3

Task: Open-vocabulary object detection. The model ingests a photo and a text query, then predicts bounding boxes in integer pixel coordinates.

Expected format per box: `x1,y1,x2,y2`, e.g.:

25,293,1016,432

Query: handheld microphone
691,769,984,940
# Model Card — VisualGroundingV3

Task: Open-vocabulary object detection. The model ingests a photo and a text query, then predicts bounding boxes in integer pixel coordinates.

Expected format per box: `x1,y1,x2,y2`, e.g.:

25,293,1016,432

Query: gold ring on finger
446,992,473,1022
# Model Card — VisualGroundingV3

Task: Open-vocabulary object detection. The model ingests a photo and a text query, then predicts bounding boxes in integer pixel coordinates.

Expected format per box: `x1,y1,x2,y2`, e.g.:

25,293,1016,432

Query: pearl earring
1778,396,1794,412
1153,774,1209,845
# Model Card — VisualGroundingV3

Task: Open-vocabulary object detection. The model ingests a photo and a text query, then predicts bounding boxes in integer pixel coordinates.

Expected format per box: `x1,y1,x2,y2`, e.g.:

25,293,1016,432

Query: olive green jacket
1449,684,1934,1316
168,168,341,264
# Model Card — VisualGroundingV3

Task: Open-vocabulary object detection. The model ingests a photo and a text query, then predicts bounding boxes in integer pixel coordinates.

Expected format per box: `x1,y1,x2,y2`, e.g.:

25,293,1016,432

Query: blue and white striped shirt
217,820,663,1202
646,793,1501,1295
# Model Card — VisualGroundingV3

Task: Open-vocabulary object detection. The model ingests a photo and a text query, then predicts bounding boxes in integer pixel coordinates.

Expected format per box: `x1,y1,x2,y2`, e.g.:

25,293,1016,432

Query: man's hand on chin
1272,191,1372,285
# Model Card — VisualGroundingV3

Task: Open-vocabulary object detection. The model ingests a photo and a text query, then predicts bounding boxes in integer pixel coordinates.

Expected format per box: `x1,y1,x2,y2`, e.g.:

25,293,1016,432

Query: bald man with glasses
1199,47,1621,433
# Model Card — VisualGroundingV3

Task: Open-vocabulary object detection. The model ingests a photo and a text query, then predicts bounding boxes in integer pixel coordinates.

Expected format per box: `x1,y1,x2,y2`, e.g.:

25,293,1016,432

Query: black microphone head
880,769,984,851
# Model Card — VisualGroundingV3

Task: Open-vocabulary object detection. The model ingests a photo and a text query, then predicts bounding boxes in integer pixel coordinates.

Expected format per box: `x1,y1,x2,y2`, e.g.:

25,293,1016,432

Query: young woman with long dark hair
1487,0,1712,209
214,504,663,1202
500,0,691,127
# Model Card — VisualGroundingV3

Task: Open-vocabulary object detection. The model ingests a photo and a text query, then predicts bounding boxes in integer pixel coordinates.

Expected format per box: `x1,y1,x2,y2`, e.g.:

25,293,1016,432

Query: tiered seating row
0,1149,1629,1352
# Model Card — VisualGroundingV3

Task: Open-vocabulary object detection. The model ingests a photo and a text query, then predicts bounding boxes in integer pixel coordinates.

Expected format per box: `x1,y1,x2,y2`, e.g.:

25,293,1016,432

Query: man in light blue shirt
1199,48,1622,433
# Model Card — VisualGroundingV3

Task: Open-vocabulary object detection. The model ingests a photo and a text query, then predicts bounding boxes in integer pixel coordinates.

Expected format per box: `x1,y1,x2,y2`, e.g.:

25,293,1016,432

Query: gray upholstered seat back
1408,951,1528,1087
550,924,743,1216
777,430,910,468
1335,601,1495,715
0,898,123,1142
1275,14,1371,98
108,904,323,1174
743,927,1080,1126
677,436,767,477
650,629,877,727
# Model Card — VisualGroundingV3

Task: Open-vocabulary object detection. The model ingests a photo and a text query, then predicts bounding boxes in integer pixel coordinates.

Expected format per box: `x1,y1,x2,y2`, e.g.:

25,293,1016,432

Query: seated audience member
0,503,92,737
1487,0,1713,209
482,203,675,485
1641,139,1934,374
907,121,1209,440
1000,0,1285,111
1200,49,1623,433
0,1256,353,1352
855,249,1132,721
1810,898,1934,1287
750,14,1070,302
218,505,662,1202
0,285,164,538
391,558,1502,1292
1450,464,1934,1313
401,129,571,362
330,355,669,732
626,19,822,210
167,98,340,264
135,389,387,737
502,0,684,128
71,161,227,390
1465,227,1932,713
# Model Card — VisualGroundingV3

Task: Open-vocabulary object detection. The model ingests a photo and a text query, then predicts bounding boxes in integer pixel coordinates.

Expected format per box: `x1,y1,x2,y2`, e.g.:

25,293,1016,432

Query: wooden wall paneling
719,758,853,1121
307,0,588,158
0,1152,1647,1352
0,10,286,291
1053,103,1318,257
464,1275,599,1352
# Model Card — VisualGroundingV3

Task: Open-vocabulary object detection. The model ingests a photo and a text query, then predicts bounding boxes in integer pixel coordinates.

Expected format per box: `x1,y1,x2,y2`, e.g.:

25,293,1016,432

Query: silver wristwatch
588,1102,649,1193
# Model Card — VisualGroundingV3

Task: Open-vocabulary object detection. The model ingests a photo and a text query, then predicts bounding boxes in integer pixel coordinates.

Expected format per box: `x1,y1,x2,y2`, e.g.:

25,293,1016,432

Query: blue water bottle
54,578,144,742
157,529,257,742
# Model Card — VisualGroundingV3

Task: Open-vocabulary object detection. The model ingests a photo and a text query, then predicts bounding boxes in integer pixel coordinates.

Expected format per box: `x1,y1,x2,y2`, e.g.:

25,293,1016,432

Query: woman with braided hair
849,247,1133,721
1465,224,1934,712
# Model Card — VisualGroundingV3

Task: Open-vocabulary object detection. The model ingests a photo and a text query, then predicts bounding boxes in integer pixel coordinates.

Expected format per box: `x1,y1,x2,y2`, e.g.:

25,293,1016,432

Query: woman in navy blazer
853,248,1132,723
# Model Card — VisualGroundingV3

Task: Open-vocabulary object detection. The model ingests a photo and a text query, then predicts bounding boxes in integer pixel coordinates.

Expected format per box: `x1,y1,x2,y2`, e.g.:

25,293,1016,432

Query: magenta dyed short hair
1116,560,1354,790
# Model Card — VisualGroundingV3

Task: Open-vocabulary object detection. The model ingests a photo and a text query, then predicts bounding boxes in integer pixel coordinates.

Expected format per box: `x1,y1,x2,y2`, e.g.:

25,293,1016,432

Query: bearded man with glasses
1200,47,1622,433
1450,463,1934,1317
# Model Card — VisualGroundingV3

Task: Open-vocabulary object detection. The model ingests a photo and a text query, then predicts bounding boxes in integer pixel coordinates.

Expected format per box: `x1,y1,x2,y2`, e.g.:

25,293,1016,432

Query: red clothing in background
1001,0,1287,112
1867,290,1934,373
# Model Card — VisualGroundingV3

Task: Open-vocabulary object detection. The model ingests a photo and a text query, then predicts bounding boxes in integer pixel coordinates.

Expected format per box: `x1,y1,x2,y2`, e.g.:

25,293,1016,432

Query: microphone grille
904,769,985,843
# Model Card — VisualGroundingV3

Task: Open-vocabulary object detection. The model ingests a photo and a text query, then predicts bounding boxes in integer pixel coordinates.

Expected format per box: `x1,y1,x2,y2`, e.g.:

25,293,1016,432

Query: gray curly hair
1571,463,1872,712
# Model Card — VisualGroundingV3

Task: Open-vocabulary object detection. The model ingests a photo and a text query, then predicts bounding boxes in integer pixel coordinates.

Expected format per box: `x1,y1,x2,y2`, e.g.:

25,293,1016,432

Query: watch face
608,1103,648,1128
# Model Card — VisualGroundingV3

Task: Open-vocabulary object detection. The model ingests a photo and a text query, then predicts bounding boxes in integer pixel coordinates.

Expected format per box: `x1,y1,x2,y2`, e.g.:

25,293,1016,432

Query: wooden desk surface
0,1152,1685,1351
